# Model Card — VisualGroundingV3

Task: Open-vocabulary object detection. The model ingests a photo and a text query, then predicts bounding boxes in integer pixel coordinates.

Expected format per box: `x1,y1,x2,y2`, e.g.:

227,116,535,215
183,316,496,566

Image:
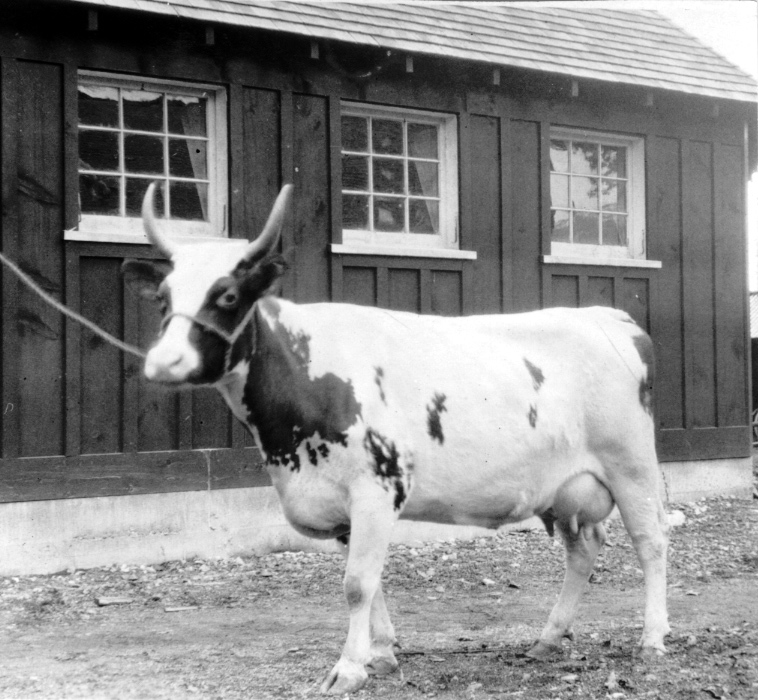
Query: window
549,129,646,262
340,102,458,252
73,71,227,242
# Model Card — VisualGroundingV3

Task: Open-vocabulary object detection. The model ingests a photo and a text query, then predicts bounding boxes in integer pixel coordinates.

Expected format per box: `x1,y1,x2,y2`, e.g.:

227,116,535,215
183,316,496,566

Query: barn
0,0,756,575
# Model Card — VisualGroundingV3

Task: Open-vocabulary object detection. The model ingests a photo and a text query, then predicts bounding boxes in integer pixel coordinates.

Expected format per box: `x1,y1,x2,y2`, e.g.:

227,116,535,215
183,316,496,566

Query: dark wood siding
0,5,752,503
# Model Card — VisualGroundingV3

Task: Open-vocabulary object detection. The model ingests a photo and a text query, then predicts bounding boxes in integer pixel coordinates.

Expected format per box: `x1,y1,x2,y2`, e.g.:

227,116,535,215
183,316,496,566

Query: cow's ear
122,259,171,301
238,254,288,297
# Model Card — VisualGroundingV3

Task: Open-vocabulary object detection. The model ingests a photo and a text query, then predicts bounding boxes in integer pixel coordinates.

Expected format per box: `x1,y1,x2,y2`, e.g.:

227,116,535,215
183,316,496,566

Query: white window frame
340,101,459,254
67,70,228,245
547,127,648,265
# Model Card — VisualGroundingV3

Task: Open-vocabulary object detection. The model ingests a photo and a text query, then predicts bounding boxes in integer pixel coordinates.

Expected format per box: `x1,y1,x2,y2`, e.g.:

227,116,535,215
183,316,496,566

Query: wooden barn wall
0,8,752,503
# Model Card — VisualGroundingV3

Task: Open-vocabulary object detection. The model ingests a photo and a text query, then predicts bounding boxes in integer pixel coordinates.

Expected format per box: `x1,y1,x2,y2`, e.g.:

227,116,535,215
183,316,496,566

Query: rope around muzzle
0,250,257,364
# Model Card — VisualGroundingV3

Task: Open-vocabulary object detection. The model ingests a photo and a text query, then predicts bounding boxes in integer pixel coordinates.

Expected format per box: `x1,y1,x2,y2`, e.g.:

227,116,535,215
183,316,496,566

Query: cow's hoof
525,641,563,660
320,659,369,695
367,649,399,676
637,644,666,661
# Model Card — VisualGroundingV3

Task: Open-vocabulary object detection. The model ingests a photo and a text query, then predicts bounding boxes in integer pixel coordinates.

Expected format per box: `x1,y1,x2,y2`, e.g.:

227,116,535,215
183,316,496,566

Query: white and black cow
123,183,672,695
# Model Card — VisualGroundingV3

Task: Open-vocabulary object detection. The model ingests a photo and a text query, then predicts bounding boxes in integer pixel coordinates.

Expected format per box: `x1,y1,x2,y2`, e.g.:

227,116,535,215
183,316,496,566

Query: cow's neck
227,298,362,471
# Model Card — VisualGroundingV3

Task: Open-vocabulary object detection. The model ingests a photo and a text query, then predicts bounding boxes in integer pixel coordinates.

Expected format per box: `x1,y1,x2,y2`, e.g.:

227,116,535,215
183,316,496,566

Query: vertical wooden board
469,114,502,314
550,275,579,308
16,61,65,457
388,268,420,313
647,136,684,430
681,140,716,429
510,120,542,312
585,277,614,308
79,258,123,454
431,271,462,316
1,58,20,459
192,388,232,449
714,142,749,427
342,267,376,307
620,278,650,332
292,94,330,303
136,293,179,451
241,87,281,239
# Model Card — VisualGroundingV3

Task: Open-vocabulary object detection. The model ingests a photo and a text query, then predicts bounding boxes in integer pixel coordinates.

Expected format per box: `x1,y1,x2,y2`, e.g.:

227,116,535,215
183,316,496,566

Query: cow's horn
243,184,293,263
142,182,177,259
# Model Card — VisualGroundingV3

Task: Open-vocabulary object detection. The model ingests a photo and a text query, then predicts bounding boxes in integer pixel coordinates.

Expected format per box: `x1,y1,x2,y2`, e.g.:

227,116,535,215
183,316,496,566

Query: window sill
541,254,662,269
64,229,242,247
331,243,477,260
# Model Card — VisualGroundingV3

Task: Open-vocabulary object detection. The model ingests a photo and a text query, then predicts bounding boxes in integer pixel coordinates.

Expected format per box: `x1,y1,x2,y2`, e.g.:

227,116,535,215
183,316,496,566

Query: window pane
373,158,404,194
167,96,207,136
373,119,403,155
601,145,627,178
571,142,598,175
550,140,569,172
123,90,163,132
78,86,119,127
550,173,569,208
124,134,164,174
374,197,404,232
408,123,438,159
170,181,208,221
571,176,599,210
80,174,120,215
601,180,627,212
169,139,207,179
342,155,369,191
342,116,368,152
551,209,570,243
409,199,438,234
573,211,599,244
409,161,438,197
125,177,161,217
343,194,369,229
602,214,627,246
79,130,119,172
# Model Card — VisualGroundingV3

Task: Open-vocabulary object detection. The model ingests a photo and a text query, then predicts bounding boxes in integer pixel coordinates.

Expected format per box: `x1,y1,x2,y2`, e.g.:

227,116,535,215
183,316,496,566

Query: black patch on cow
632,333,655,415
426,393,447,444
374,366,387,404
242,307,362,471
336,533,350,546
363,427,408,511
524,358,545,391
528,404,538,428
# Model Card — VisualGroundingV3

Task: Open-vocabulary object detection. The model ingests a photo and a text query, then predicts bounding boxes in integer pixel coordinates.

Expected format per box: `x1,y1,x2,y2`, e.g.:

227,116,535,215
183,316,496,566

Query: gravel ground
0,494,756,699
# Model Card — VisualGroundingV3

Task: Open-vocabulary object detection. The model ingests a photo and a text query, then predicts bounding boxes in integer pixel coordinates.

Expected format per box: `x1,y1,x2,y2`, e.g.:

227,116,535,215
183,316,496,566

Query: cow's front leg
334,535,399,677
320,489,396,695
367,584,399,675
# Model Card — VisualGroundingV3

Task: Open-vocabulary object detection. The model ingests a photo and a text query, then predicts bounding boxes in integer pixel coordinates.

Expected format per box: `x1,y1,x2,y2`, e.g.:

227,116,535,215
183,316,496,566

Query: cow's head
122,183,292,385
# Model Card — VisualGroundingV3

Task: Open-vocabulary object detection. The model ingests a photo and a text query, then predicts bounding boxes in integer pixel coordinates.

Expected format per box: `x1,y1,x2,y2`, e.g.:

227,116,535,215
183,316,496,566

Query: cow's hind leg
611,470,671,656
528,520,606,659
320,488,396,695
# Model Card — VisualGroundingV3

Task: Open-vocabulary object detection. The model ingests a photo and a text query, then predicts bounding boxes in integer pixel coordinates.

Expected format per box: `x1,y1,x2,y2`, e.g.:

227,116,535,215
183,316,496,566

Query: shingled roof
71,0,757,103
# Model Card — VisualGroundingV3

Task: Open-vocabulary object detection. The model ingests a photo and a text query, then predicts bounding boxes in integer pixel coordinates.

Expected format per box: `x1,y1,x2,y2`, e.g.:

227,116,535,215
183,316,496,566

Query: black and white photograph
0,1,756,698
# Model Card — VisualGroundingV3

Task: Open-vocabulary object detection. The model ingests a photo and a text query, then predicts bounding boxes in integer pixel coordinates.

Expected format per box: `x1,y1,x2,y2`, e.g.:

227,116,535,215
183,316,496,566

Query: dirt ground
0,494,757,700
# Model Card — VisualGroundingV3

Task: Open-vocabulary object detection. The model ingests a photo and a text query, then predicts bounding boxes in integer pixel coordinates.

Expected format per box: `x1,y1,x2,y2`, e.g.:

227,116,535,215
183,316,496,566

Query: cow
122,183,673,695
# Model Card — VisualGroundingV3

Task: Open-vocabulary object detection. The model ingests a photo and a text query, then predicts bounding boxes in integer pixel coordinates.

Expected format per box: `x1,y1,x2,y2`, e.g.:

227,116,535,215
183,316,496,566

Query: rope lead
0,250,147,359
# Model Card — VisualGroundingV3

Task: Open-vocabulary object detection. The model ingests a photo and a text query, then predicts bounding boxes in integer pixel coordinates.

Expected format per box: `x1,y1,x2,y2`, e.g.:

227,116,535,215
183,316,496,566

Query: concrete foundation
0,456,752,576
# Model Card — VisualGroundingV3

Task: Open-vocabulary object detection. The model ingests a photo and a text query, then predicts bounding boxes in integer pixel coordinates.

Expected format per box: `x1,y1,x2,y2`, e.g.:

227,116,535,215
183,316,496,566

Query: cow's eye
217,290,239,309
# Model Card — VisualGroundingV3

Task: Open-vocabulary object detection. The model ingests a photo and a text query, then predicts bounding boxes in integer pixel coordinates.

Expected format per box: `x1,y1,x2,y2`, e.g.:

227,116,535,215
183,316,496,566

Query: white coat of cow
123,184,673,695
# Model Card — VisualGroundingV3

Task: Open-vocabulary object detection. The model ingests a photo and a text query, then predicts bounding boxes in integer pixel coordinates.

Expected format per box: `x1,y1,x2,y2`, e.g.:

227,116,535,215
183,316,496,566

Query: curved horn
243,184,293,263
142,182,177,259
